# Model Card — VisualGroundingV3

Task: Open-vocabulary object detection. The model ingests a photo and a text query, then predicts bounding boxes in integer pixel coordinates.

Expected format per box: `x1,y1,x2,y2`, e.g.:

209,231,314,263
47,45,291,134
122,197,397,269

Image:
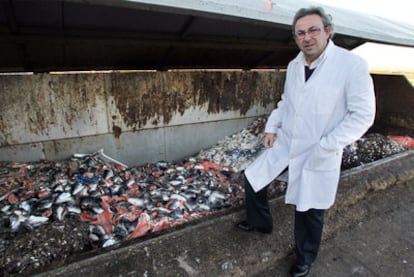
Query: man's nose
303,32,312,40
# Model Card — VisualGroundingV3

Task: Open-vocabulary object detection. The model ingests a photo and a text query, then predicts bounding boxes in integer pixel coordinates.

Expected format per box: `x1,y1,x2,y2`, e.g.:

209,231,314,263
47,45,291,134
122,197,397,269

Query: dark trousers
294,209,325,266
243,175,325,265
244,176,273,230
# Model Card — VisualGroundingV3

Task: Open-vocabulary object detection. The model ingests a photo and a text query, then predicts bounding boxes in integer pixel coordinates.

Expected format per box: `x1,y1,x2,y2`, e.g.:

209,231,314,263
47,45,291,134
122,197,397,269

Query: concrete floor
258,180,414,277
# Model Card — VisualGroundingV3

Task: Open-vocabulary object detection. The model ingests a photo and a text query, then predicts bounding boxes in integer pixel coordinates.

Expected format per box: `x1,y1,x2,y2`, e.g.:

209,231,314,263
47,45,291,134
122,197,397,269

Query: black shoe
236,221,272,234
290,264,311,277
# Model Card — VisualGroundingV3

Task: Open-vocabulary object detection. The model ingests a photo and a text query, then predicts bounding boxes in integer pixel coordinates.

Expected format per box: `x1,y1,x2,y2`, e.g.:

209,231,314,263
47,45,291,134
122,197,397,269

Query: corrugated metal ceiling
0,0,413,73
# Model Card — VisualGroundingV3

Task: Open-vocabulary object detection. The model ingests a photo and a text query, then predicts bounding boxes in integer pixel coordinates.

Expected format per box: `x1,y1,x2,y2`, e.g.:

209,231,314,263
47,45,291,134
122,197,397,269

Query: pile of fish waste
197,117,266,172
196,118,408,172
0,152,244,275
341,133,408,169
196,117,287,196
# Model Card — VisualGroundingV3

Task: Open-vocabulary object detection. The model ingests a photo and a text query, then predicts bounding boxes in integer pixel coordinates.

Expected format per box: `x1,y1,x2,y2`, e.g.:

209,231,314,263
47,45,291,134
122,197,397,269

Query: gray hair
293,6,334,38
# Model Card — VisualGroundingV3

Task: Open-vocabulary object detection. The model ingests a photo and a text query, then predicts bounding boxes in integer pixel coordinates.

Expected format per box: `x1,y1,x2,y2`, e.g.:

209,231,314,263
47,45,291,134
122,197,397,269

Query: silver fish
1,205,11,214
9,213,25,231
170,193,187,202
168,180,182,186
20,201,31,212
102,238,118,248
56,206,66,221
55,192,73,204
196,203,211,212
208,191,227,209
89,233,100,242
127,197,144,207
67,205,81,214
114,224,129,239
35,198,53,210
72,183,85,195
92,206,104,214
27,215,49,226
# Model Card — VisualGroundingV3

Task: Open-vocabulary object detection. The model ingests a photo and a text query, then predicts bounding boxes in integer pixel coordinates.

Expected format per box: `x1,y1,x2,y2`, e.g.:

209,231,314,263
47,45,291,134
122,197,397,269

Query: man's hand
264,133,276,148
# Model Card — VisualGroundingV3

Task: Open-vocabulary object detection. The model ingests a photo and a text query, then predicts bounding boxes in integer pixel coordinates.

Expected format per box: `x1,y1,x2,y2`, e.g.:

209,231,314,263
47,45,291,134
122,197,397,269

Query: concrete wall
0,70,284,166
1,72,413,167
372,74,414,132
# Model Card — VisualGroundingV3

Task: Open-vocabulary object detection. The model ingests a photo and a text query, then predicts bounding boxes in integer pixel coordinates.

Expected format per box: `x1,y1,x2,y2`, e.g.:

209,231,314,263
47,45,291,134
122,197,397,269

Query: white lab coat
245,41,376,211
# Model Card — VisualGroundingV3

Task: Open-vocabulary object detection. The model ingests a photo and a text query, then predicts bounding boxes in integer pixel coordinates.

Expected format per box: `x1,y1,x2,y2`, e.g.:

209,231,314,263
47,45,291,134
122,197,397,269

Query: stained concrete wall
372,74,414,133
0,71,284,166
1,72,413,166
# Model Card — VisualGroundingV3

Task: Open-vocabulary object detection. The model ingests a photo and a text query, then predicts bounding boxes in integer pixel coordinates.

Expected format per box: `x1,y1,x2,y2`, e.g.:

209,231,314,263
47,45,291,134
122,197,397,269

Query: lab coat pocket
304,144,341,171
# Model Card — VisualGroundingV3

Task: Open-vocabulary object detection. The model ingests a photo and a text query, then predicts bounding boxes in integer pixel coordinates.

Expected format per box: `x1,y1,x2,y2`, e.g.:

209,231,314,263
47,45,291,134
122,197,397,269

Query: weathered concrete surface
373,74,414,133
260,168,414,276
34,151,414,277
2,72,413,166
0,71,283,164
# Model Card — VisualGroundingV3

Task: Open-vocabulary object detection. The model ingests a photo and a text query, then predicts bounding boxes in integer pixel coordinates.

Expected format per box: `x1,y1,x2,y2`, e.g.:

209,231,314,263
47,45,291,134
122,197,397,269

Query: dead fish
80,197,100,209
89,225,105,242
169,208,185,219
168,180,182,186
114,224,129,240
128,213,151,239
53,184,65,192
34,197,53,211
103,169,114,180
67,205,81,214
90,209,113,235
1,205,11,214
55,192,73,204
27,215,49,226
55,206,67,221
19,201,31,212
150,207,171,217
165,199,181,210
92,206,105,214
38,190,51,198
127,197,144,207
150,216,170,233
208,191,227,209
196,203,210,212
102,238,118,248
89,232,100,242
72,183,85,195
110,184,122,195
9,212,25,231
170,194,187,202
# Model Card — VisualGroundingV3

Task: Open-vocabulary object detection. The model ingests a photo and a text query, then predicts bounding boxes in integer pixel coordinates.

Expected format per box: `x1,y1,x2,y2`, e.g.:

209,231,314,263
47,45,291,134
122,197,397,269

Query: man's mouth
303,43,314,50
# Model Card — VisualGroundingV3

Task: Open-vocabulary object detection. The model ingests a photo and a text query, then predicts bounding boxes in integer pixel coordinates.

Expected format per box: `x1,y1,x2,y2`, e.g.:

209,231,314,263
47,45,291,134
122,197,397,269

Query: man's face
294,14,331,64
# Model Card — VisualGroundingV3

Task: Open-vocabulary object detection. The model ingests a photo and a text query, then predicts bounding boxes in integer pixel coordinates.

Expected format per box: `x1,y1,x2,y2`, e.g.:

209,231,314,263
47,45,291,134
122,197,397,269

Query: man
236,6,376,277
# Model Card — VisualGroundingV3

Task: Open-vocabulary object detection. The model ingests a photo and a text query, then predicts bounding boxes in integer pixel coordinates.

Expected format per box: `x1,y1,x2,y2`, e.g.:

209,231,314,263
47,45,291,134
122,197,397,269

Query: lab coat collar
296,40,333,69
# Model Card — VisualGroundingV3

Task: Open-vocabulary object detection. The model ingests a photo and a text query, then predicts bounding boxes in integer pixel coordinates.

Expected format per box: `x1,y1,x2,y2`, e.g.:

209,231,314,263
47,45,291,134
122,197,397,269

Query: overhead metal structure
1,0,413,73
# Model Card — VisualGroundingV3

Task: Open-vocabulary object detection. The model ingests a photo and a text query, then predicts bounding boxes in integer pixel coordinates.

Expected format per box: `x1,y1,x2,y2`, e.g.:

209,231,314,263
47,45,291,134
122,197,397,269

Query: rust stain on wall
109,71,284,129
0,73,106,146
1,70,284,147
112,124,122,139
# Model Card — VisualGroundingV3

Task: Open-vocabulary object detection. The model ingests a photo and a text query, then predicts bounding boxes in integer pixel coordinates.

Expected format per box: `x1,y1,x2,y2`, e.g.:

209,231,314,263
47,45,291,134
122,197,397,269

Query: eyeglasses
293,26,325,39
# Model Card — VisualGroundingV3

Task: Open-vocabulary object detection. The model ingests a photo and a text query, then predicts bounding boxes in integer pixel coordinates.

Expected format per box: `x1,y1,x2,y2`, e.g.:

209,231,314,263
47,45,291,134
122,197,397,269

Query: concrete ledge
37,151,414,277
